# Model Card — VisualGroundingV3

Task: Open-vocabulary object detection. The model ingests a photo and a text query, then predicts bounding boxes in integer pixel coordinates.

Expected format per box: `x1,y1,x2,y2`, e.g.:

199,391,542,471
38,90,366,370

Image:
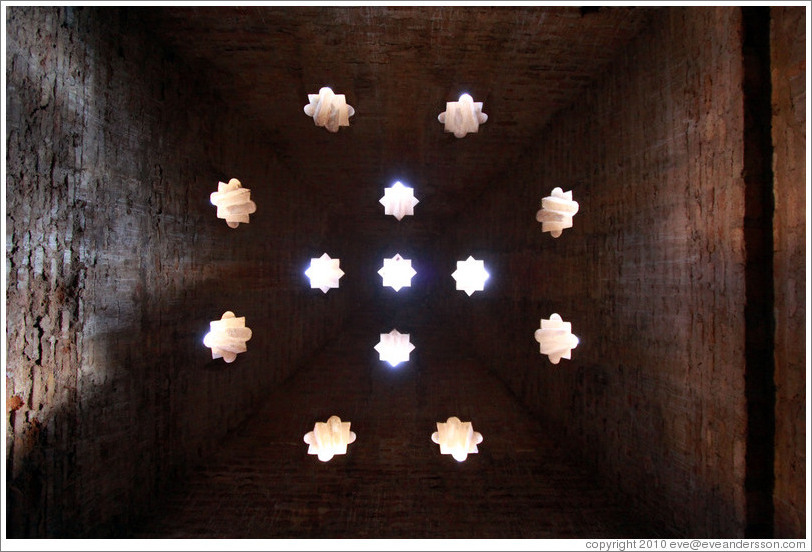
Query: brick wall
5,6,367,537
5,5,803,540
770,6,806,540
433,8,749,536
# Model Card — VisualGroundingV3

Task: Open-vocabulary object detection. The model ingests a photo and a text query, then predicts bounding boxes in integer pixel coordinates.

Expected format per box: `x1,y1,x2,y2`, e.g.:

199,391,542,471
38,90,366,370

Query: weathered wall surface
770,6,806,540
433,8,749,536
5,6,365,537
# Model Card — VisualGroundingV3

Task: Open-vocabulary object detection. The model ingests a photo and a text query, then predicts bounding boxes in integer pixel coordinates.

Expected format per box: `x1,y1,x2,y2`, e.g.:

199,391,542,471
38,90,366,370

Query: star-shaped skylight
374,329,415,367
203,311,253,363
431,416,483,462
303,415,357,462
305,253,345,293
210,178,257,228
536,187,579,238
303,86,355,132
437,93,488,138
451,256,489,296
379,181,419,221
377,254,416,291
534,313,580,364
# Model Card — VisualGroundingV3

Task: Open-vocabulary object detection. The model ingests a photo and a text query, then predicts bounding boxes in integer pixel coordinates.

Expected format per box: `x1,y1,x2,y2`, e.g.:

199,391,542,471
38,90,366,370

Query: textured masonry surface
5,5,806,539
6,7,367,536
770,6,806,540
433,8,750,537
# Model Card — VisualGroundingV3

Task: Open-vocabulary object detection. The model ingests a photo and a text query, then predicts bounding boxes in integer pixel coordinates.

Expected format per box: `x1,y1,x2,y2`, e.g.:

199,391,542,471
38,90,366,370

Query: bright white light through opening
379,181,419,220
203,311,253,363
437,93,488,138
374,329,415,367
534,313,580,364
210,178,257,228
431,416,483,462
451,256,489,296
536,187,579,238
305,253,345,293
303,415,357,462
303,86,355,132
377,253,416,291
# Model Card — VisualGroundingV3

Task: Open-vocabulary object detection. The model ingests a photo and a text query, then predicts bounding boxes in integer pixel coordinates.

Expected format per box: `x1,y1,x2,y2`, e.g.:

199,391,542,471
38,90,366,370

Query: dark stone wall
433,8,750,536
5,6,366,537
770,6,806,540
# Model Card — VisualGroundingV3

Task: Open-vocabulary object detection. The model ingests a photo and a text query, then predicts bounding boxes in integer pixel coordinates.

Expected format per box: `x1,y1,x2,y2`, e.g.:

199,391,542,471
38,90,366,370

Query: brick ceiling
145,6,652,246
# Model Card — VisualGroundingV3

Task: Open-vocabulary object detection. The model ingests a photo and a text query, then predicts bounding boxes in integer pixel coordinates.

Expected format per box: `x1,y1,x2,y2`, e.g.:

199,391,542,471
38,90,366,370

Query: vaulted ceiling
144,6,652,247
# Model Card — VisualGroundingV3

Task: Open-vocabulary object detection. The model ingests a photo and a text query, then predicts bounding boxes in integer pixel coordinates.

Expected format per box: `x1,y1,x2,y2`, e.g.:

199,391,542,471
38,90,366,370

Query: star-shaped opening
437,93,488,138
209,178,257,228
305,253,345,293
534,313,580,364
379,181,420,221
303,415,357,462
374,329,415,367
431,416,483,462
203,311,253,363
377,254,417,291
303,86,355,132
451,256,489,296
536,187,579,238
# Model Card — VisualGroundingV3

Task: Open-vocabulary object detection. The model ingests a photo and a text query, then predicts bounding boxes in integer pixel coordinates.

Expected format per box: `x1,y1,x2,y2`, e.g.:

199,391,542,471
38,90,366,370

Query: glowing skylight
431,416,483,462
377,253,416,291
451,256,489,296
536,187,579,238
379,181,419,221
210,178,257,228
374,329,415,367
534,313,580,364
203,311,252,363
437,93,488,138
305,253,345,293
303,415,357,462
303,86,355,132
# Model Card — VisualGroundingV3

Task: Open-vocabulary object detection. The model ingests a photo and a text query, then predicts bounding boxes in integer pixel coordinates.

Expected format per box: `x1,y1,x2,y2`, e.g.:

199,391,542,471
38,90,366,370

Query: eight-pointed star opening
377,253,417,291
379,181,420,221
534,313,580,364
437,93,488,138
536,187,580,238
203,311,253,363
303,415,357,462
374,329,416,367
451,256,490,296
305,253,345,293
303,86,355,132
431,416,483,462
210,178,257,228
